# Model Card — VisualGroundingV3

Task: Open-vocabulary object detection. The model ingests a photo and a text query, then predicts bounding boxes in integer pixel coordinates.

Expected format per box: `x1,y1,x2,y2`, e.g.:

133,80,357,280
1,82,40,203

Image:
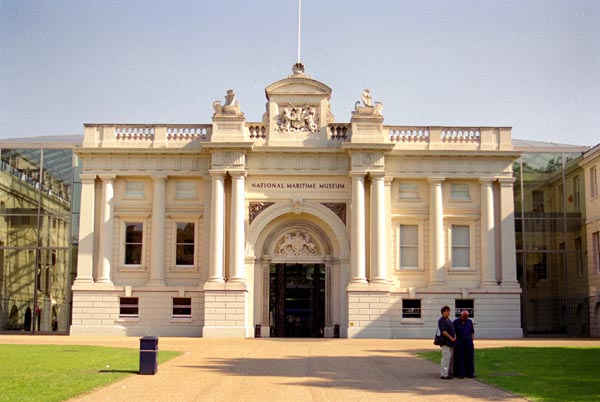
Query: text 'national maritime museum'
70,64,522,338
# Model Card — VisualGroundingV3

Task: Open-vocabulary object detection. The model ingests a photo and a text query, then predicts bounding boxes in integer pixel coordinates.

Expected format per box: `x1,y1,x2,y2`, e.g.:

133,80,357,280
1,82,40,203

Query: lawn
0,344,181,402
419,347,600,402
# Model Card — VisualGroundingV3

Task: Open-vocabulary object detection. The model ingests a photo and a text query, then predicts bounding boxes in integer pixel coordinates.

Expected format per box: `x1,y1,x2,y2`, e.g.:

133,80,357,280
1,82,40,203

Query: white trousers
440,345,453,377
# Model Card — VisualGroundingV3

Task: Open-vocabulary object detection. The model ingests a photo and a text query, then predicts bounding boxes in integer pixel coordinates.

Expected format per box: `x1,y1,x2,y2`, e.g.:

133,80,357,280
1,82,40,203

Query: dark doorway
270,263,325,338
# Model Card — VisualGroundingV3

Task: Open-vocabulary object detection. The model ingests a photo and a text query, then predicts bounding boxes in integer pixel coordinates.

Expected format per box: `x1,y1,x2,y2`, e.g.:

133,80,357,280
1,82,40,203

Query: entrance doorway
269,263,325,338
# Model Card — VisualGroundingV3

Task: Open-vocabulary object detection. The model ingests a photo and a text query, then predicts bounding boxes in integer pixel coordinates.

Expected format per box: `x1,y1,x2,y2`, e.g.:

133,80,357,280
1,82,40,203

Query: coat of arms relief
275,229,320,256
276,104,319,133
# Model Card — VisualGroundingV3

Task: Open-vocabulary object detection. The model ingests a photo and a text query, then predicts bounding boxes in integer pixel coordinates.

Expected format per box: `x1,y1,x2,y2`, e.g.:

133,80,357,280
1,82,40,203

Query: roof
0,134,83,148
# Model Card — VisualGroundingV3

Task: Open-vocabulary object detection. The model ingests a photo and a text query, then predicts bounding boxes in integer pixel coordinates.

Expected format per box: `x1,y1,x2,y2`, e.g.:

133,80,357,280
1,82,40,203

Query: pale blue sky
1,0,599,145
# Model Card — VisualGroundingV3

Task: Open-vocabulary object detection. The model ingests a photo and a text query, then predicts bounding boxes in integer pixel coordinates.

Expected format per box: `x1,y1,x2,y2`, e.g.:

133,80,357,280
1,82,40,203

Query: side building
581,143,600,336
0,138,79,333
70,66,522,338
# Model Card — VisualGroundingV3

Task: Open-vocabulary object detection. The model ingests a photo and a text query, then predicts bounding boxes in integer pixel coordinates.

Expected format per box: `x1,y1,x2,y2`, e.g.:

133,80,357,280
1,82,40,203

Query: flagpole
297,0,301,64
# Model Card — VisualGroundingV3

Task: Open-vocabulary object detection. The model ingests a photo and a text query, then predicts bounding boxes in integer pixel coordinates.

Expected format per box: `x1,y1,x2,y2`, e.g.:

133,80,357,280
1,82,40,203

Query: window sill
117,317,139,322
400,318,424,325
170,318,193,323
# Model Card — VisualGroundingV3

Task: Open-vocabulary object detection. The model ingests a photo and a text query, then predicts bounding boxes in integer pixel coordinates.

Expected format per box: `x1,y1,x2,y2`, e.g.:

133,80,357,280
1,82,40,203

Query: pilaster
229,171,246,282
208,170,226,282
148,174,167,286
480,177,498,287
499,178,520,288
73,174,96,285
350,173,367,283
370,173,387,283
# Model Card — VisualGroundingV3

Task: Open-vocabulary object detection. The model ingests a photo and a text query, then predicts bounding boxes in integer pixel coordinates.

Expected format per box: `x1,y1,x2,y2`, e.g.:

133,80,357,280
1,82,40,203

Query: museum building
69,65,523,338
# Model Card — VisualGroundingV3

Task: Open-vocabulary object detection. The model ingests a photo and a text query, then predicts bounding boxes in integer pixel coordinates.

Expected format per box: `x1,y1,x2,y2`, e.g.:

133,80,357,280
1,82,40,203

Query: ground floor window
119,297,139,318
402,299,421,318
172,297,192,318
455,299,474,318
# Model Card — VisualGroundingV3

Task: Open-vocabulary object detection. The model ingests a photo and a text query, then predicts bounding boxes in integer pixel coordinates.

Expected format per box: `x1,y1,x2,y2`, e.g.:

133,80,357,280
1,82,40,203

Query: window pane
452,225,469,246
399,182,419,199
400,225,418,246
176,223,194,243
401,248,418,267
125,244,142,265
126,223,143,243
125,181,144,197
451,183,469,200
176,245,194,265
452,225,470,267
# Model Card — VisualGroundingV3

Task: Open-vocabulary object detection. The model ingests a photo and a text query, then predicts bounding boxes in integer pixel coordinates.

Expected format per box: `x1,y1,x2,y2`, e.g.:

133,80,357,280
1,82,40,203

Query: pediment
266,77,331,100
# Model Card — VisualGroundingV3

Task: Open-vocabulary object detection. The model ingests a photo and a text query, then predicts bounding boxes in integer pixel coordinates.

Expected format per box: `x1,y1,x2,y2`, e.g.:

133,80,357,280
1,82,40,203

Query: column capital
98,174,116,181
79,174,97,182
229,170,247,178
427,177,445,184
151,173,168,181
349,171,367,179
209,169,227,177
479,177,496,184
369,172,386,179
498,177,516,186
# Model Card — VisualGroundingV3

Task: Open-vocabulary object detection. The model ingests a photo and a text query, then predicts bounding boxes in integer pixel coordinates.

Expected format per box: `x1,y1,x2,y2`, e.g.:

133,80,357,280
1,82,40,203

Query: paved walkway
2,336,599,402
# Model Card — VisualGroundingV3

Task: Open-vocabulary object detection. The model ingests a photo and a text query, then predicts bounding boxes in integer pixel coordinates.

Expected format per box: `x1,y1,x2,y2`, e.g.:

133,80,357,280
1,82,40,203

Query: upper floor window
532,190,544,212
125,181,144,198
451,225,470,268
594,232,600,273
124,223,143,265
399,224,419,269
450,183,470,201
175,222,195,266
573,175,580,212
398,182,419,200
591,166,598,198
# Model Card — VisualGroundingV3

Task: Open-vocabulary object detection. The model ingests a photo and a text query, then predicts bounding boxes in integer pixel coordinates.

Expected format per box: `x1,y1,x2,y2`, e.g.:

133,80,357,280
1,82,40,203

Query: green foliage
0,345,180,402
419,347,600,402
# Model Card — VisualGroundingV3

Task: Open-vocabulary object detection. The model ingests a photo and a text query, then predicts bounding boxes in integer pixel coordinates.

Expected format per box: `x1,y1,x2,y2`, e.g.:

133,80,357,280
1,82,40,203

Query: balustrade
389,127,430,142
166,125,211,140
328,124,350,140
441,128,480,142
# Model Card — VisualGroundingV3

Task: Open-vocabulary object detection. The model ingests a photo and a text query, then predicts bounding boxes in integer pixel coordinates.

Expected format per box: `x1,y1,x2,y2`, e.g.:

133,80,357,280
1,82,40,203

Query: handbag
433,327,443,346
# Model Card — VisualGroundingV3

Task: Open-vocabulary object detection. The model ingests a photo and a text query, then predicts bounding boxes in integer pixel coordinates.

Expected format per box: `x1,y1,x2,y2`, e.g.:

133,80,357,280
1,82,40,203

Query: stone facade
70,65,522,338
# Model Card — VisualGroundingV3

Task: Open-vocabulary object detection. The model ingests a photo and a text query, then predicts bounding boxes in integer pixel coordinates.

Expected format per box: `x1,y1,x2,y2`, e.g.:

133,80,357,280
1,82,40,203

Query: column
97,175,115,284
480,178,497,286
229,171,246,282
499,178,519,287
370,173,387,283
350,173,367,283
428,177,445,285
73,174,96,284
148,174,167,286
208,171,225,282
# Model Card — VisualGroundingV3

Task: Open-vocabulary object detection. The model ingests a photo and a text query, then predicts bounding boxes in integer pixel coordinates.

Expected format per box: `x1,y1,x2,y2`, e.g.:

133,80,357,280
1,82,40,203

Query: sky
1,0,599,146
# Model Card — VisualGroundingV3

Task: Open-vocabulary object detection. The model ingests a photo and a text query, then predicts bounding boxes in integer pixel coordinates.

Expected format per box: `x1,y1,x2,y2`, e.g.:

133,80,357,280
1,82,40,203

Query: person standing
437,305,456,379
453,310,475,379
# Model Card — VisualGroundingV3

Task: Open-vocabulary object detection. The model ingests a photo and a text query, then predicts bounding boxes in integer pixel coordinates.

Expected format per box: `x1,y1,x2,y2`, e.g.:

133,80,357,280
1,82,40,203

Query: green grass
419,347,600,402
0,344,181,402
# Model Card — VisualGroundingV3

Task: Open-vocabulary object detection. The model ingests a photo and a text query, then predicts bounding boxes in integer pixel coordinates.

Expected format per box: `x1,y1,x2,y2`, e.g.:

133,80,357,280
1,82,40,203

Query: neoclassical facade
70,65,522,338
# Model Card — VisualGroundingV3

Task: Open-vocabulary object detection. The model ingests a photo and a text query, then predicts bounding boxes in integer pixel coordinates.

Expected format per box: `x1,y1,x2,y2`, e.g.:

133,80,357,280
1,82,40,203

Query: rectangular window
175,222,195,266
451,225,470,268
176,181,197,199
455,299,474,318
402,299,421,318
125,181,144,198
398,182,419,200
172,297,192,318
532,190,544,212
399,224,418,268
575,237,583,277
591,166,598,198
450,183,470,201
124,223,143,265
573,175,580,212
534,255,548,280
594,232,600,273
558,184,564,211
119,297,139,318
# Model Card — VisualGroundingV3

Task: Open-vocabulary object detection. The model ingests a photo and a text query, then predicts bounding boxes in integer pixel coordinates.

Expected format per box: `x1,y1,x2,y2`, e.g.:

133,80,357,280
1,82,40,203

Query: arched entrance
247,202,350,338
